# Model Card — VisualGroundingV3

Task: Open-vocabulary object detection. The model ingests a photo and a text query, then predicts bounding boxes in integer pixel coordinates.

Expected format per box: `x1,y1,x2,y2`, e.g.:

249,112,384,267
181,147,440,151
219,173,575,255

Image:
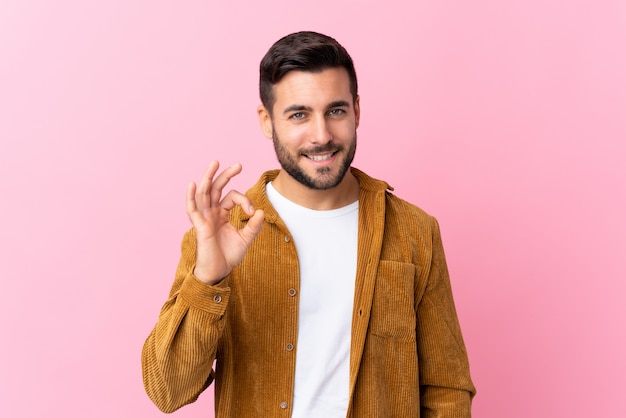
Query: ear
354,95,361,129
257,105,274,139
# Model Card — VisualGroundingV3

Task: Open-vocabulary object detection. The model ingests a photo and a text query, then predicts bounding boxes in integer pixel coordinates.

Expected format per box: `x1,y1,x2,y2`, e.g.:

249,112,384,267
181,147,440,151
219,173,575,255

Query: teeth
308,153,333,161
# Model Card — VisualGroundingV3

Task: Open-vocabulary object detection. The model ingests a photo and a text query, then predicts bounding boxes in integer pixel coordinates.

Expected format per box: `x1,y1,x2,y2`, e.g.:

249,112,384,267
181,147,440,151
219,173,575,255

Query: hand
186,161,265,285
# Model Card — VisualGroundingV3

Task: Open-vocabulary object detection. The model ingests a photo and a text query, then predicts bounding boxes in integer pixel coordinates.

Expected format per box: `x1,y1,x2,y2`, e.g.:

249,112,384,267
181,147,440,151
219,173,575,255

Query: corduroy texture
142,168,476,417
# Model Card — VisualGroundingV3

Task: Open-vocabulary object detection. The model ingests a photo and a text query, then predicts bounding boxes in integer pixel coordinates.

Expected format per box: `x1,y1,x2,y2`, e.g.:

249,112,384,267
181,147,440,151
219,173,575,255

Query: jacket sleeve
141,229,231,413
417,217,476,417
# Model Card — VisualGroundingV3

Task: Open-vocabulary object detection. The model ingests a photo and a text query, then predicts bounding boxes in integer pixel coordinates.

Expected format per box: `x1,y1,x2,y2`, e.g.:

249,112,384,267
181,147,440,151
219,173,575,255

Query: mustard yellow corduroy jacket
142,168,476,417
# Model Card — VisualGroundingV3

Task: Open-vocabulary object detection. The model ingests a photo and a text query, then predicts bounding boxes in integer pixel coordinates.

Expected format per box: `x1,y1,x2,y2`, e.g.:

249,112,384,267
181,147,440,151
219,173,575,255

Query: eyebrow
283,104,312,115
282,100,351,116
327,100,351,110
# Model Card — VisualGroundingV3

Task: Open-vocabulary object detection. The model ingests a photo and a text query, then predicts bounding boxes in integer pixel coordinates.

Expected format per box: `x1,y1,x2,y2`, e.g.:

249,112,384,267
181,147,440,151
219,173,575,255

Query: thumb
239,209,265,244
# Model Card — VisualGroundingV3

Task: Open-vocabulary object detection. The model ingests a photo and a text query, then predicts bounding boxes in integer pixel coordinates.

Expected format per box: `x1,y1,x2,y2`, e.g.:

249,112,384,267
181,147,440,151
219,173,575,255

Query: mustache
300,144,342,154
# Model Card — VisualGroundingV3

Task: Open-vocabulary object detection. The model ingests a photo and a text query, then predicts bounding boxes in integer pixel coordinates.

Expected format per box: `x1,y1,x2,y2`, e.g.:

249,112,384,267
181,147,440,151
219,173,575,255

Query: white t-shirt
266,182,358,417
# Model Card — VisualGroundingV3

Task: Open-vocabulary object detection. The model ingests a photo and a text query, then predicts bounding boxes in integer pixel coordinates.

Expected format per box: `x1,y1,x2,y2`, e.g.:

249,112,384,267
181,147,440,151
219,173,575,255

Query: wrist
193,266,225,285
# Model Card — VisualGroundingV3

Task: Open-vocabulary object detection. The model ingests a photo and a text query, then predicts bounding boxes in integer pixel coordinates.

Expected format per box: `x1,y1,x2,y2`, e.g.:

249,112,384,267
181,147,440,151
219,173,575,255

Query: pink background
1,1,625,417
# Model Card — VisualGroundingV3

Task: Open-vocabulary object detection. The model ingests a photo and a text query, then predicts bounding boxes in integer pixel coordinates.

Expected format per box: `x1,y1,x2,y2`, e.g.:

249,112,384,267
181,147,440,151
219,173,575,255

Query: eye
328,108,346,116
290,112,306,120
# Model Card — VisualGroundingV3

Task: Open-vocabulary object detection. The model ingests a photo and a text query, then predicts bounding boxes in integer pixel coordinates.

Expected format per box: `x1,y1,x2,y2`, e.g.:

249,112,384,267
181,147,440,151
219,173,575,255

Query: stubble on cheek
272,131,357,191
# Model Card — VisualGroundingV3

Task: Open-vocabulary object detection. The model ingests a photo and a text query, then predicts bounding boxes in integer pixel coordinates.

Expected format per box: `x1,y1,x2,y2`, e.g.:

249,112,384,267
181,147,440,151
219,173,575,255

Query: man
142,31,475,417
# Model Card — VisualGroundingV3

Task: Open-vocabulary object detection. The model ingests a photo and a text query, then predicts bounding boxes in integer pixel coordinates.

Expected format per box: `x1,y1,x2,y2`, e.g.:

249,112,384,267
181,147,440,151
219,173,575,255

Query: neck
272,169,359,210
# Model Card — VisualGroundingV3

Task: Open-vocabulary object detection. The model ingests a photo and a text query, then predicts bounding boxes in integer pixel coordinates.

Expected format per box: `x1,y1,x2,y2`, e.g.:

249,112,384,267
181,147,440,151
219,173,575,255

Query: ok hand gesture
186,161,265,285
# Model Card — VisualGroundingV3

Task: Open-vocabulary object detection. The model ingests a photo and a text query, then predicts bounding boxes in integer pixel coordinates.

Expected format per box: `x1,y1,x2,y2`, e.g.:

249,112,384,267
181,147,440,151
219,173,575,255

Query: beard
272,130,357,191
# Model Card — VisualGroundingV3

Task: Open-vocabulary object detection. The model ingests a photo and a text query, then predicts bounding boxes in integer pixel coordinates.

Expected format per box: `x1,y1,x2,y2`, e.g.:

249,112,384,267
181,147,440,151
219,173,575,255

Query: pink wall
1,1,624,417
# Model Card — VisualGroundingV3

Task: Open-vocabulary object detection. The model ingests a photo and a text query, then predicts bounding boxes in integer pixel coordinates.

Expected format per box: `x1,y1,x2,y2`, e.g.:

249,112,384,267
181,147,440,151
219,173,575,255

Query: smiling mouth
304,151,337,162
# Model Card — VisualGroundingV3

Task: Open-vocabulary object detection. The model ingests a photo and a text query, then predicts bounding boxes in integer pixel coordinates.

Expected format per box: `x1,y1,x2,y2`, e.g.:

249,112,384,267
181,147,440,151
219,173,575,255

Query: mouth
304,152,336,162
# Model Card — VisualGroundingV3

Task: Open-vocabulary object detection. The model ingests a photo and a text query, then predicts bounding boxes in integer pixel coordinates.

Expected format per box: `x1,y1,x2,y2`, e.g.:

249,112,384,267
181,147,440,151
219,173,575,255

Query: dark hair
259,31,358,114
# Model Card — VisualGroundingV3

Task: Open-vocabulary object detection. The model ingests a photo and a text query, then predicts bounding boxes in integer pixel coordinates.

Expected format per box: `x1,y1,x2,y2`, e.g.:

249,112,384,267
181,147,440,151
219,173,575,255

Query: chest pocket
369,260,417,341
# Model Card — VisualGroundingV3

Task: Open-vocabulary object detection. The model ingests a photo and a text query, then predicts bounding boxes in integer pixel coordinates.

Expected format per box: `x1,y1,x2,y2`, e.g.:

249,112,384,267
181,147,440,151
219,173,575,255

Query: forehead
271,67,352,111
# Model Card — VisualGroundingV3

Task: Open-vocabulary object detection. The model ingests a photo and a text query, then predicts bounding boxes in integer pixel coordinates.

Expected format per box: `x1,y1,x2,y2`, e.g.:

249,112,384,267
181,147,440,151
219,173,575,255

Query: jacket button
213,295,222,303
280,401,288,409
284,235,291,243
288,288,296,297
286,343,294,351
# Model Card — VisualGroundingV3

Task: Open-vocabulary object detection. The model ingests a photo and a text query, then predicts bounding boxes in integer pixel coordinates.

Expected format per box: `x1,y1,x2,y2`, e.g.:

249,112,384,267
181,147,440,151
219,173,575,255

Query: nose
310,115,333,144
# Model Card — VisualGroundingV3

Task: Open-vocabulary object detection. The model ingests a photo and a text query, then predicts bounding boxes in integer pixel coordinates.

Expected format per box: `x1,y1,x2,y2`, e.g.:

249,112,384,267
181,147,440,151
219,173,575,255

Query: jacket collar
241,167,393,223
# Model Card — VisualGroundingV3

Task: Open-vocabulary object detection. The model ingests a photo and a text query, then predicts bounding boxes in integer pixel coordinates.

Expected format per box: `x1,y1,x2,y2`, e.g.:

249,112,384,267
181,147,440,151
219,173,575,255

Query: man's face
259,67,360,190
